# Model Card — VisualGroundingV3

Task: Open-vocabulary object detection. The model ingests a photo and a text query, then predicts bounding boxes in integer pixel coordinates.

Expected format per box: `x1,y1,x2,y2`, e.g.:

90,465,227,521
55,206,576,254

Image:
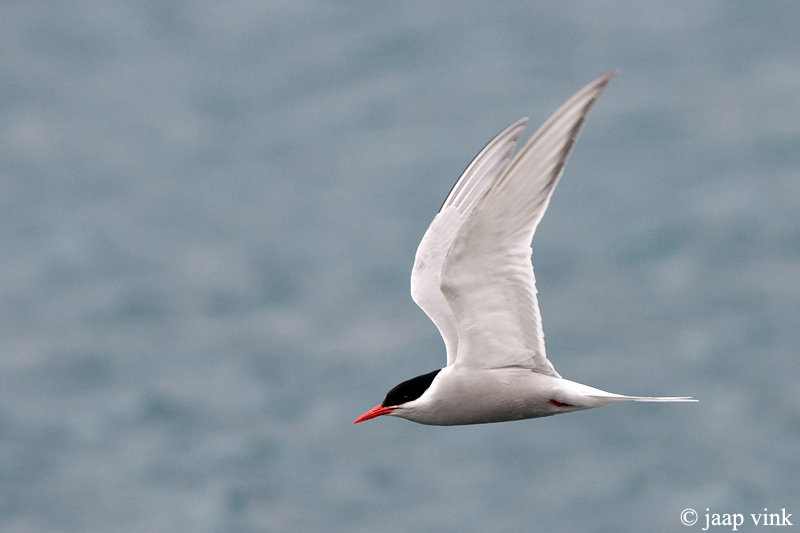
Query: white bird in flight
355,70,696,426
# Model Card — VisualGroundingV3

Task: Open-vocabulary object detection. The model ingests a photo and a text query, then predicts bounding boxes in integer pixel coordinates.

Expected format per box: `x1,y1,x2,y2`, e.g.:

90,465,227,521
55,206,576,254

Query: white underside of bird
356,70,696,426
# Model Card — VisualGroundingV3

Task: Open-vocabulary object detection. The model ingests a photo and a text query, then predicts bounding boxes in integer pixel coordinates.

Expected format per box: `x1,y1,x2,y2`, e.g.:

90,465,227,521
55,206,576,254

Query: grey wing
410,118,528,366
441,70,618,374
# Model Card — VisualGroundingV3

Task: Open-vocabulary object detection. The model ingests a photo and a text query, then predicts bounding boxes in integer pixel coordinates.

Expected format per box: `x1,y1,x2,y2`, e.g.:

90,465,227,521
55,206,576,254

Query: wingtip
506,117,530,134
504,117,530,133
585,69,619,92
593,69,619,89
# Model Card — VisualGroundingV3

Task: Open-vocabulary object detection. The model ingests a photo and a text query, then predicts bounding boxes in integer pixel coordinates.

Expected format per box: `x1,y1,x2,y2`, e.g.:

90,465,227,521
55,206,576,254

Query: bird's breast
399,366,570,425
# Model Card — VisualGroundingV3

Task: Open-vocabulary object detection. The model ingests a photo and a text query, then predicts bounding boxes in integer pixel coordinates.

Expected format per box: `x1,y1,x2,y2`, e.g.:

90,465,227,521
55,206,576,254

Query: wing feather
410,119,528,366
441,70,618,374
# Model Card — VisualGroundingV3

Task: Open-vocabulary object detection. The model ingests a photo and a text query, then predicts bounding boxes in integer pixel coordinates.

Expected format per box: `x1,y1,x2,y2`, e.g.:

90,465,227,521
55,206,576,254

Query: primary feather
410,118,528,365
439,70,617,374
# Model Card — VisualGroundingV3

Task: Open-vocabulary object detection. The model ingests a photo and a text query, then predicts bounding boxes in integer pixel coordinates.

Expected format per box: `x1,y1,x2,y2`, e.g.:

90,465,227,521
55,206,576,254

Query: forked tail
562,380,697,407
601,394,698,403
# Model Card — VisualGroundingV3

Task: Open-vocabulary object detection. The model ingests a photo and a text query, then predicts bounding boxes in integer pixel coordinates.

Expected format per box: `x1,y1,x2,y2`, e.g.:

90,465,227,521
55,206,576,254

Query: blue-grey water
2,2,799,532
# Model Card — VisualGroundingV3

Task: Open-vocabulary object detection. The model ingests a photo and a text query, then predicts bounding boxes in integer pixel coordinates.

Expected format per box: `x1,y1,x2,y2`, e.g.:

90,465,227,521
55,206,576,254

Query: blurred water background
1,1,799,532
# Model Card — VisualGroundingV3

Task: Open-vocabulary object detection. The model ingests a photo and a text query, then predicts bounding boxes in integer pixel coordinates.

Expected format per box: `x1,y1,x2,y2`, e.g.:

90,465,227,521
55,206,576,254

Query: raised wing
411,118,528,366
441,70,618,375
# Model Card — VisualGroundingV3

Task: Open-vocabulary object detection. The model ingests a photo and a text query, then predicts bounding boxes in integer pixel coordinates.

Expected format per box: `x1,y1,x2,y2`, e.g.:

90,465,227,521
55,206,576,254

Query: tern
355,70,696,426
